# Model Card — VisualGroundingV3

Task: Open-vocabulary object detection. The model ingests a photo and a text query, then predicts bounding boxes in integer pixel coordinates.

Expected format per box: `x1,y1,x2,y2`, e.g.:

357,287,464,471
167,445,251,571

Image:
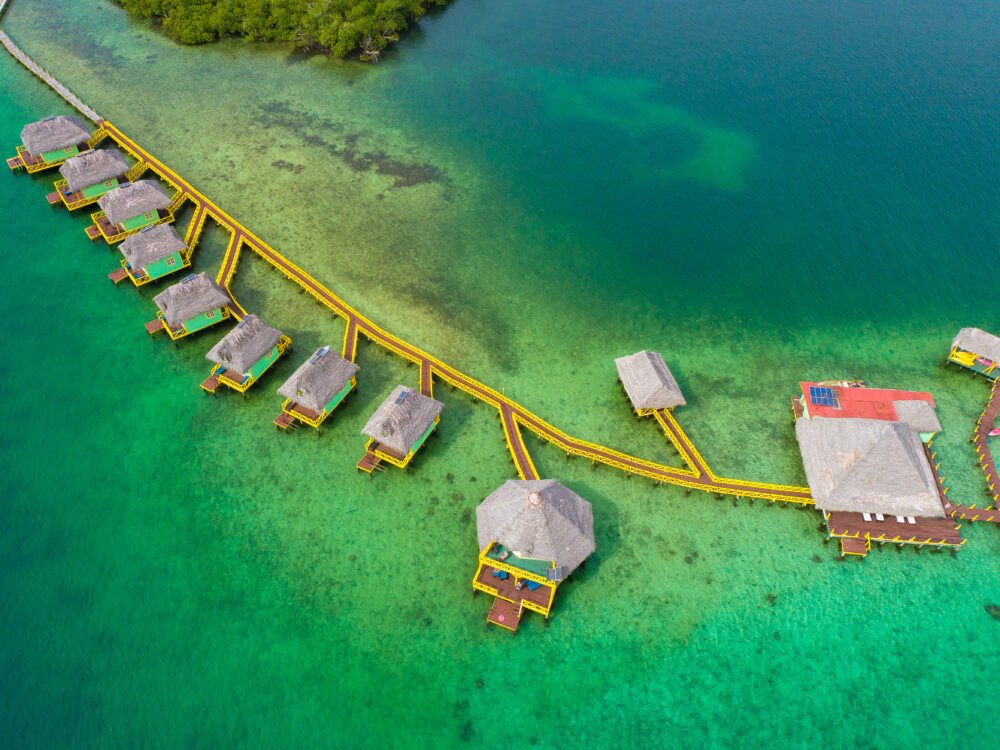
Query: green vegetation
111,0,449,60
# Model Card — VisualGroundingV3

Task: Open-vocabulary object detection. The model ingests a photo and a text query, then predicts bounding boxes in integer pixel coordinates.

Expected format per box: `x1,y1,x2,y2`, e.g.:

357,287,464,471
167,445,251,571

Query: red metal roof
799,382,936,422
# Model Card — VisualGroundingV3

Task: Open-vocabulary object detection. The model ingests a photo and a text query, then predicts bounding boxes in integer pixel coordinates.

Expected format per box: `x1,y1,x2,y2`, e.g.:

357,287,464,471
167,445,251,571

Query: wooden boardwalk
970,380,1000,510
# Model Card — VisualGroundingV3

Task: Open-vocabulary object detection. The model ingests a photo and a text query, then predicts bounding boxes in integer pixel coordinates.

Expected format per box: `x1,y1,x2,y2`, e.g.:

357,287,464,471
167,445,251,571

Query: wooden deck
840,536,870,557
274,412,295,430
6,155,22,170
108,268,129,285
144,317,163,334
46,190,61,205
200,374,219,393
486,598,521,632
475,565,551,609
356,451,382,473
826,510,963,546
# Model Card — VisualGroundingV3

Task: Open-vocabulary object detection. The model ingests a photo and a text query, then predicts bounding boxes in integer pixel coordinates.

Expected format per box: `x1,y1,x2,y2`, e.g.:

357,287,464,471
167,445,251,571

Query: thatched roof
278,346,359,413
120,224,186,275
615,350,686,411
952,327,1000,363
153,272,230,327
206,314,282,375
59,149,128,192
892,400,941,434
97,180,170,227
361,385,443,456
476,479,596,577
795,417,944,518
21,115,89,155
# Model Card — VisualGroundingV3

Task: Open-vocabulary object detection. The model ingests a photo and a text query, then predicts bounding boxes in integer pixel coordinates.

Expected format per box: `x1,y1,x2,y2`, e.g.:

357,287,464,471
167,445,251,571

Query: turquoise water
1,0,999,747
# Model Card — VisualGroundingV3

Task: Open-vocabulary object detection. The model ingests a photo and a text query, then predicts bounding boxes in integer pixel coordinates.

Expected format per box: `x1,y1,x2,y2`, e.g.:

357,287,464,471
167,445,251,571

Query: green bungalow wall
248,345,282,381
143,251,184,281
409,419,438,456
322,381,354,414
40,144,79,163
121,209,160,232
81,178,120,199
182,307,225,334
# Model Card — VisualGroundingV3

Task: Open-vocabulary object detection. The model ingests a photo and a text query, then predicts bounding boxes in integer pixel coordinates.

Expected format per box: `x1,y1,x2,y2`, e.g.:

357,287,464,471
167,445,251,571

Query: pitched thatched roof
361,385,443,456
153,272,230,327
615,350,686,411
476,479,596,577
59,149,128,192
952,327,1000,363
277,346,359,413
21,115,89,155
206,314,282,375
120,224,186,275
97,180,170,227
795,417,944,518
892,400,941,434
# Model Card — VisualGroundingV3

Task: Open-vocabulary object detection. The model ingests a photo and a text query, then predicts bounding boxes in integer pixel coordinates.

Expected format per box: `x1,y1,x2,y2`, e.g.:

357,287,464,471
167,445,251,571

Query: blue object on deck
498,571,509,580
524,580,541,591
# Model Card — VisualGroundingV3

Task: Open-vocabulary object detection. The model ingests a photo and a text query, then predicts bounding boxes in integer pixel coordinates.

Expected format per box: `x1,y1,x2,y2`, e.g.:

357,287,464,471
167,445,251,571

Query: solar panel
808,385,840,408
395,390,410,405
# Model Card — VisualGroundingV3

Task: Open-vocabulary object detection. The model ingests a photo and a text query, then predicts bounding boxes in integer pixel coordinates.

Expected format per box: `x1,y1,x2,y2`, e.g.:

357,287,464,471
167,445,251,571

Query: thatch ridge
476,479,596,576
205,314,282,375
97,180,170,227
120,224,186,276
59,149,128,192
615,350,686,411
21,115,89,155
153,272,230,327
361,385,443,456
278,346,359,413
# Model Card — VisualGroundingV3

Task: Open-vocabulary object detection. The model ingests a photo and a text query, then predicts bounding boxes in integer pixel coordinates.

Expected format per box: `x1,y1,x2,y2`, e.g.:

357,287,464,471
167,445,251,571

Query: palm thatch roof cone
278,346,359,413
59,149,128,192
476,479,596,578
361,385,443,456
795,417,943,518
952,327,1000,363
615,350,686,411
120,223,186,276
153,272,230,327
97,180,170,227
21,115,90,155
206,314,282,375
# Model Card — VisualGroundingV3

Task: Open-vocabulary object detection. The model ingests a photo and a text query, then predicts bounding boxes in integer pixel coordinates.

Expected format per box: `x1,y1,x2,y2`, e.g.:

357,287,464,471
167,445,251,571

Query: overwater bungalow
472,479,596,633
146,272,231,339
948,327,1000,380
201,314,290,394
7,115,93,173
87,180,173,243
274,346,359,431
48,149,129,210
792,382,962,557
357,385,443,472
615,350,686,414
115,224,190,286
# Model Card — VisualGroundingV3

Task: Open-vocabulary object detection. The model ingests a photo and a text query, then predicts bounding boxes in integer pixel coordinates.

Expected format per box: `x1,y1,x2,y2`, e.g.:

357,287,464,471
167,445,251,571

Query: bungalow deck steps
144,318,163,334
85,224,101,240
200,374,220,393
46,190,61,205
108,268,129,285
274,412,296,430
6,155,22,171
356,451,383,473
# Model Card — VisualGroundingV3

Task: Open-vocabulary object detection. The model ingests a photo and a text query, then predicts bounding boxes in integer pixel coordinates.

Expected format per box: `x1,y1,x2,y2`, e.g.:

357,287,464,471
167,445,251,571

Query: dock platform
144,318,163,335
46,190,61,206
108,268,129,285
200,374,219,393
357,451,382,473
486,598,521,632
6,155,22,171
274,412,295,430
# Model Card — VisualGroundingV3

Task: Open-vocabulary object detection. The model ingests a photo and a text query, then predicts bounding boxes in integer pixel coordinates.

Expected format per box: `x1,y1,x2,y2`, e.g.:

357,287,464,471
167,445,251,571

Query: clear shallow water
1,0,999,747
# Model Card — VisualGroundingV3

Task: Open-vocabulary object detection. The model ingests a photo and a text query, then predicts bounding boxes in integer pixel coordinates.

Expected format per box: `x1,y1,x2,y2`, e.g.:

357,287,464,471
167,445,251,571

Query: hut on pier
472,479,596,632
91,180,173,242
615,350,686,414
275,346,359,430
948,328,1000,380
119,224,189,285
51,149,129,209
202,314,291,393
359,385,443,470
9,115,92,173
149,272,230,339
